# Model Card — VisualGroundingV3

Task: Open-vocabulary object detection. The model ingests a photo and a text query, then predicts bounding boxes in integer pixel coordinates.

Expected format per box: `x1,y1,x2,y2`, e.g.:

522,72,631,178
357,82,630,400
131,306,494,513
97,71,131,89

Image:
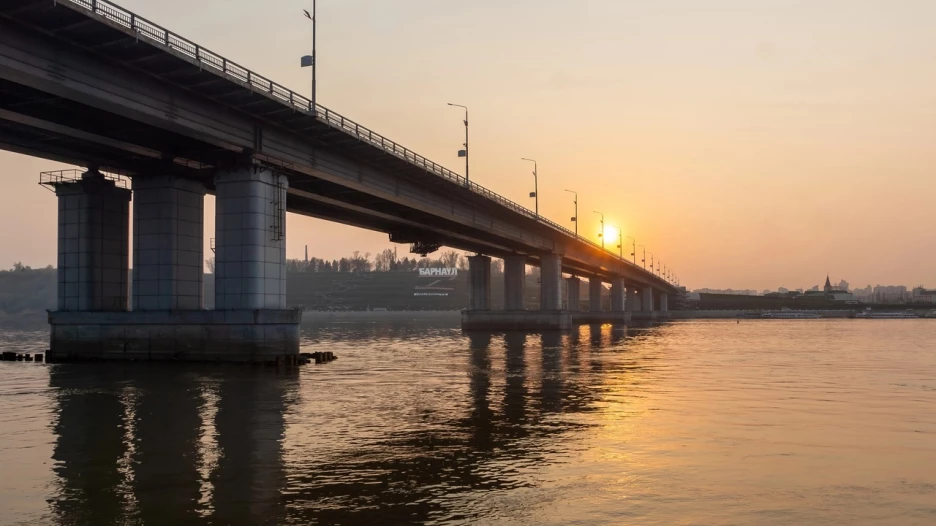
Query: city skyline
1,0,935,290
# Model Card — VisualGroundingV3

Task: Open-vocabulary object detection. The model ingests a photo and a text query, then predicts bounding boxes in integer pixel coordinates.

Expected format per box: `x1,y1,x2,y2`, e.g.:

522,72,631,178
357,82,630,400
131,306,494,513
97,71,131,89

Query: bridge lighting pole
564,189,578,237
301,2,317,111
521,158,538,217
648,252,654,274
593,211,604,249
447,103,469,186
625,236,636,264
616,230,624,258
637,245,646,269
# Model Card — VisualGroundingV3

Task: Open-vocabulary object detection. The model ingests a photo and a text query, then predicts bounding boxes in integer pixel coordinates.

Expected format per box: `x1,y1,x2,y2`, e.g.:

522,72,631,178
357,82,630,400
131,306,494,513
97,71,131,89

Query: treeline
0,263,57,316
206,248,508,274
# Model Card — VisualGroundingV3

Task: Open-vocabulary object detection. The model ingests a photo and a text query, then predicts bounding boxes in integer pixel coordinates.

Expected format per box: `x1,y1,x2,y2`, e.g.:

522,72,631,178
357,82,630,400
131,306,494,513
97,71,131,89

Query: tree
205,257,216,274
440,250,459,268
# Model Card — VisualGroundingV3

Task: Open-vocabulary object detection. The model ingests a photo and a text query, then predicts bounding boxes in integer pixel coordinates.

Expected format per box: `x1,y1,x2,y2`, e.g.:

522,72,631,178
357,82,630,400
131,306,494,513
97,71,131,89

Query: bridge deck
0,0,676,291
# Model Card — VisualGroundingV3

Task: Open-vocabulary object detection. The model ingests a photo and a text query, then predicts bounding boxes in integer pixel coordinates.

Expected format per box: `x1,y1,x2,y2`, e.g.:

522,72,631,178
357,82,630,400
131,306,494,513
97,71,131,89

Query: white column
55,169,131,311
132,175,205,310
642,287,655,312
540,254,563,310
588,277,603,312
214,165,288,310
503,255,526,311
566,277,581,311
610,277,626,312
468,255,492,311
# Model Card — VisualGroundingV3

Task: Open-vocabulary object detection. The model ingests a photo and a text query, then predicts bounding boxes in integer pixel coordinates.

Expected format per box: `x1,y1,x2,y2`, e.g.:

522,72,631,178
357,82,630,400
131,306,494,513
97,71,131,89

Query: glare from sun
601,225,619,243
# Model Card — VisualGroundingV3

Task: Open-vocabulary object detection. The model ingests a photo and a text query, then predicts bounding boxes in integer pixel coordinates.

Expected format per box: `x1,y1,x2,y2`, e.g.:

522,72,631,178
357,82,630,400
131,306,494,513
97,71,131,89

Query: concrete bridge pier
627,287,640,312
610,277,626,312
659,292,669,318
467,254,492,311
462,253,571,330
503,255,525,310
131,175,205,311
539,254,563,311
566,277,581,311
53,168,131,312
631,286,660,321
588,277,603,312
48,165,301,363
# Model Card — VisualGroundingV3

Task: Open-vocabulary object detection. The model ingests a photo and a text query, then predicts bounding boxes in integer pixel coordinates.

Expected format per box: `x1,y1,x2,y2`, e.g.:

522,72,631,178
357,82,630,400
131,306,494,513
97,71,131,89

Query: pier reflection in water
6,318,934,525
40,321,655,525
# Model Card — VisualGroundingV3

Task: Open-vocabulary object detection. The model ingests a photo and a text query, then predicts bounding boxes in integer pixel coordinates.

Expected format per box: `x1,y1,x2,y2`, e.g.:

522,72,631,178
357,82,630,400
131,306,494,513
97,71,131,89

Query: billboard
414,267,458,296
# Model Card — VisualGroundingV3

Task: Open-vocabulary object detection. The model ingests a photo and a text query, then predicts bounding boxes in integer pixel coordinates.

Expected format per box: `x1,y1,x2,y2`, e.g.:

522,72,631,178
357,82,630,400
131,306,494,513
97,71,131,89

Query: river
1,319,934,525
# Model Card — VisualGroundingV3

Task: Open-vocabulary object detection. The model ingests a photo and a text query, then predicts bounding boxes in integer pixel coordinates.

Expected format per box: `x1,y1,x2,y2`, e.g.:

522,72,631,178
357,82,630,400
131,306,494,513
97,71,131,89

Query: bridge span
0,0,678,362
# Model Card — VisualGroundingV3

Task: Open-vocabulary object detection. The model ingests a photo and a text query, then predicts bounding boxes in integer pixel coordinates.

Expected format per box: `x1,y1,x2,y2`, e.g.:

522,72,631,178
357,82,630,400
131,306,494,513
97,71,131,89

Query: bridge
0,0,679,362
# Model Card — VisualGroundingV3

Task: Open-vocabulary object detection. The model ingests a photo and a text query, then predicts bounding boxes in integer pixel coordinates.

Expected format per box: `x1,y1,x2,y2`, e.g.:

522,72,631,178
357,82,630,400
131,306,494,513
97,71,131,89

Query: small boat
854,311,919,319
760,311,821,319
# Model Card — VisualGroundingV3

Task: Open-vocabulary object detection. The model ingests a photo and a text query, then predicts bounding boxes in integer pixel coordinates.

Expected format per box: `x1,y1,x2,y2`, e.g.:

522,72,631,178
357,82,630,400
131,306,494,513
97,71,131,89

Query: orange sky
2,0,935,291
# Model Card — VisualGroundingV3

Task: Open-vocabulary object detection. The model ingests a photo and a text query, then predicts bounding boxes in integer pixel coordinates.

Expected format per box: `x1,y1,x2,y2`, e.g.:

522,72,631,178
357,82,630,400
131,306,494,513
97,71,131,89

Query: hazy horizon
2,0,934,290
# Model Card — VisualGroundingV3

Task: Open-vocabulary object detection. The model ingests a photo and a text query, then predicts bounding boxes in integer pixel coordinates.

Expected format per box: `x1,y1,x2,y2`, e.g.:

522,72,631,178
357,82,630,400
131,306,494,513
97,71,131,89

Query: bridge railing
64,0,667,281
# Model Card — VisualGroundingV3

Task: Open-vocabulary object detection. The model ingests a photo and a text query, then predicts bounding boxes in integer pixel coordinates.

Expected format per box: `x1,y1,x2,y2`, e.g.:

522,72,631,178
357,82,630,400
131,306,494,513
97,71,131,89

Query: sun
601,225,619,243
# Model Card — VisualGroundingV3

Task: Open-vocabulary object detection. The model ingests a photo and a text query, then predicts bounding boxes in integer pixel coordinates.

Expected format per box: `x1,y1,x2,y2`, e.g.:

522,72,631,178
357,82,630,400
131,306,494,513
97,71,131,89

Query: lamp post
648,252,654,274
564,189,578,237
521,158,538,216
625,236,636,265
593,211,604,249
301,2,317,111
447,103,469,186
637,245,646,269
616,229,624,258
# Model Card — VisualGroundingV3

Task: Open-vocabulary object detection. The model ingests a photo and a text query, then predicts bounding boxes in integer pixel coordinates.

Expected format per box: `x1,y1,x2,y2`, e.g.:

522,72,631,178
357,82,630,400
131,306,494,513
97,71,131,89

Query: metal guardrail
63,0,673,284
39,169,129,189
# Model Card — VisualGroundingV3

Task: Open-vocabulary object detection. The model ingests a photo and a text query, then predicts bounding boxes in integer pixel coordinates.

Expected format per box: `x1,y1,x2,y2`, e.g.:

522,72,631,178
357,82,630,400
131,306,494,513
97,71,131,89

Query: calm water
1,319,935,525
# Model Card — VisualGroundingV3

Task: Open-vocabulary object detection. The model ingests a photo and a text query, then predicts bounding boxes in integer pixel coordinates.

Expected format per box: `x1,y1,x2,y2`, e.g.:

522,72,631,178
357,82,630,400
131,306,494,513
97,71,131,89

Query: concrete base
462,310,572,331
571,311,631,325
47,309,302,363
631,311,669,322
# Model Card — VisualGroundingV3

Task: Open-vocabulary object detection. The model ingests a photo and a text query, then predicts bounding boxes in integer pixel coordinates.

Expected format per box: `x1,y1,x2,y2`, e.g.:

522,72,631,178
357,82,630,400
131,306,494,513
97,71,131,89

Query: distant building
807,275,855,302
872,285,908,304
911,287,936,303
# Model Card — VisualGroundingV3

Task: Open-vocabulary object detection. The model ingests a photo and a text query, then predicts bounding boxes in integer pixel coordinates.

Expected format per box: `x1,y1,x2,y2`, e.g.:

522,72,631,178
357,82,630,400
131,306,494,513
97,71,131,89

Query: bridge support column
214,165,288,310
54,168,131,311
642,287,655,312
47,165,300,363
610,277,626,312
566,277,581,311
503,255,526,310
627,287,640,312
539,254,563,311
462,253,570,330
588,277,603,312
660,293,669,313
468,255,492,311
132,175,205,310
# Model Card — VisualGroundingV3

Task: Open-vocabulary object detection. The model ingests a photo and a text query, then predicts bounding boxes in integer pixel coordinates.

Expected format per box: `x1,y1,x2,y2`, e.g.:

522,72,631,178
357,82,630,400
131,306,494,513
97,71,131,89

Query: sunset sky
2,0,935,291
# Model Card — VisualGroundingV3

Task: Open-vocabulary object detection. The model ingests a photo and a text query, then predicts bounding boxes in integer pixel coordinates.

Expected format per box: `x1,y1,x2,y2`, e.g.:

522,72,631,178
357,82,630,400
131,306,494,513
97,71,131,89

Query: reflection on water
1,319,935,525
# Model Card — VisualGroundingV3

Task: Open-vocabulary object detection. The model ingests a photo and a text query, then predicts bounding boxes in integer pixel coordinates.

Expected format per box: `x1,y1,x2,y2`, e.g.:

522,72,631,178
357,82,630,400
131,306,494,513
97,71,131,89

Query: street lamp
301,2,318,111
447,103,469,186
564,189,578,237
648,252,654,274
521,158,538,216
625,236,636,265
616,229,624,258
594,211,604,249
637,245,646,269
